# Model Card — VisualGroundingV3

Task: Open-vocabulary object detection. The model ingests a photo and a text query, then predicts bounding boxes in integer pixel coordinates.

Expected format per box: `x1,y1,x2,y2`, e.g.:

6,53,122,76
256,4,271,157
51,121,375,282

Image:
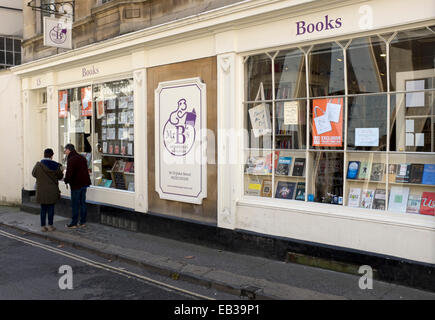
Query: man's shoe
78,223,86,228
41,226,48,232
47,225,56,231
65,223,77,229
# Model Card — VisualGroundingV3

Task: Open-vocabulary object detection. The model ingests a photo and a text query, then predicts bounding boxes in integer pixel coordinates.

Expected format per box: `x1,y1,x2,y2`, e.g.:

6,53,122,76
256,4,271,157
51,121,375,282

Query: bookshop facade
14,0,435,264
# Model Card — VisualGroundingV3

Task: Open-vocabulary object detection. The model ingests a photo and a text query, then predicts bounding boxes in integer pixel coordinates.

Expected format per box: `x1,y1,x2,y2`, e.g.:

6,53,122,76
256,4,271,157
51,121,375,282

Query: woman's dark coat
32,159,64,204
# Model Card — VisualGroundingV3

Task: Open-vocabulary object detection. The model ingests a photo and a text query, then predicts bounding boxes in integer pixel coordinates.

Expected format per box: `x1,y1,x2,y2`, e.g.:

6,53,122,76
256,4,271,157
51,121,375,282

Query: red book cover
124,162,133,173
265,151,280,174
420,192,435,216
114,144,120,154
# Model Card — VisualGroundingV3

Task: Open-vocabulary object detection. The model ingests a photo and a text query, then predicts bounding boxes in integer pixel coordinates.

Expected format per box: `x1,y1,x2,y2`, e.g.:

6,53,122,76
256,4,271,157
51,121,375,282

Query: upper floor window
0,37,21,69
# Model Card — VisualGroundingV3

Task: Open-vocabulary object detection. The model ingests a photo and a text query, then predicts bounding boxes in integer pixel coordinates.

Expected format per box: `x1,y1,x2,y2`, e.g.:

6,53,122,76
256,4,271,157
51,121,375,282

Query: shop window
58,78,134,192
308,42,345,97
347,36,387,94
347,94,387,151
93,79,134,191
345,152,387,210
243,26,435,217
390,28,435,92
309,152,343,205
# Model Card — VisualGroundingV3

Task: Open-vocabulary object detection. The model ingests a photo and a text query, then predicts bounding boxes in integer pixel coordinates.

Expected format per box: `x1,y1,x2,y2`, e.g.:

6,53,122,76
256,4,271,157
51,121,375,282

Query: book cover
295,182,305,201
420,192,435,216
275,181,296,200
387,164,397,183
347,188,361,207
358,161,370,180
370,163,385,182
265,151,280,174
260,179,273,197
117,160,126,172
396,163,410,183
108,143,114,154
372,189,386,210
246,181,261,196
409,164,424,184
114,143,120,155
388,187,410,213
275,156,292,176
104,180,112,188
406,194,421,214
124,162,133,173
360,189,375,209
292,158,306,176
130,163,134,173
347,161,360,179
252,156,268,175
422,164,435,185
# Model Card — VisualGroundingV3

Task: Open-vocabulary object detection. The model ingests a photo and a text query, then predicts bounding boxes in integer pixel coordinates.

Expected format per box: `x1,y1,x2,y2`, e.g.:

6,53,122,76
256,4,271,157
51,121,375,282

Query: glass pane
274,150,306,201
58,87,93,183
347,94,387,151
390,28,435,91
6,52,13,65
388,153,435,216
244,149,275,198
309,97,345,150
308,151,344,205
347,36,387,94
0,37,4,50
274,48,306,98
245,102,273,149
345,152,386,210
93,79,134,191
275,100,306,149
14,53,21,65
0,51,4,64
14,39,21,52
309,42,345,97
245,54,272,101
390,91,434,152
5,38,12,51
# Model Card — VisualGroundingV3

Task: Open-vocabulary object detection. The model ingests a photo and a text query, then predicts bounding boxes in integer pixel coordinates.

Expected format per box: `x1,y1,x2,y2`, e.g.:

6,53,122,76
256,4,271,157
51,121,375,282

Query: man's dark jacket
64,150,91,190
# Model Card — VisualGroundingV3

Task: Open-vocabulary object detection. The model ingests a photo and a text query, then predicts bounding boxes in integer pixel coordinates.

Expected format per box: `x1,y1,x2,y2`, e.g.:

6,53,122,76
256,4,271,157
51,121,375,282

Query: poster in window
312,98,343,147
96,100,105,119
58,90,68,118
81,86,92,117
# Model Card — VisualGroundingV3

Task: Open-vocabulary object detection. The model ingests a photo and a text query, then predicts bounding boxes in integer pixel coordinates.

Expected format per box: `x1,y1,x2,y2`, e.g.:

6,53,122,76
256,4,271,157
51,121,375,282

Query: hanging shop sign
312,98,343,147
155,78,207,204
43,16,72,49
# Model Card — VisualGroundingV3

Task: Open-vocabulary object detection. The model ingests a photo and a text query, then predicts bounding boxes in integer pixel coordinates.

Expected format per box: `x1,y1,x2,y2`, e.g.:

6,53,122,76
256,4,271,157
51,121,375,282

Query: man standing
64,144,91,228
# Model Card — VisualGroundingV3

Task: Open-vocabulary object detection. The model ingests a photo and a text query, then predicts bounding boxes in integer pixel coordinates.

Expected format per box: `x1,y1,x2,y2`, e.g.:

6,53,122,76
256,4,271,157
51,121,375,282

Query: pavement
1,205,435,300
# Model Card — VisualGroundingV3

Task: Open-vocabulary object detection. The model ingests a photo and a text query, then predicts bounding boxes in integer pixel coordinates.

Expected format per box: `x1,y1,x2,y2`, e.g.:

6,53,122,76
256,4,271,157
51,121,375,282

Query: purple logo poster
155,78,207,204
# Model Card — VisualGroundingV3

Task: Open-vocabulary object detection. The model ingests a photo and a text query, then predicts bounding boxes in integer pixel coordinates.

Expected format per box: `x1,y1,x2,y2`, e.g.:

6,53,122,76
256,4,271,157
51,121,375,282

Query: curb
0,222,275,300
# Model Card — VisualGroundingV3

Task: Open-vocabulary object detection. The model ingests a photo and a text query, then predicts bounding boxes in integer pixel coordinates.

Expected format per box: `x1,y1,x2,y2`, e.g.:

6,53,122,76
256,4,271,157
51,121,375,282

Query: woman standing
32,148,64,232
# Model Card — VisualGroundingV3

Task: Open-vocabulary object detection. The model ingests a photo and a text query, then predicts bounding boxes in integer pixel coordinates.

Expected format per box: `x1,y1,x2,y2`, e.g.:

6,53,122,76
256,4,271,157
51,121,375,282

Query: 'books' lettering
296,15,342,35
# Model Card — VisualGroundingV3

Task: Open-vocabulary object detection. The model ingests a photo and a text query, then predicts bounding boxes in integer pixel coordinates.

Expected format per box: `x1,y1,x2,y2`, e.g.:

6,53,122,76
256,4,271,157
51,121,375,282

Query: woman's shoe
41,226,48,232
47,225,56,231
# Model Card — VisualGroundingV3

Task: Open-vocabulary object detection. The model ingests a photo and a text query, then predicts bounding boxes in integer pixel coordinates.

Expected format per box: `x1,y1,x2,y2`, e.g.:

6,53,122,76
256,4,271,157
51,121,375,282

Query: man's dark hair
44,148,54,158
64,144,75,152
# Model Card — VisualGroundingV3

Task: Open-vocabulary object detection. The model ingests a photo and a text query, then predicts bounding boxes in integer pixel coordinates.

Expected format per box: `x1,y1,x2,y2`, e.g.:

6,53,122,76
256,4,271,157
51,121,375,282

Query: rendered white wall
0,70,22,204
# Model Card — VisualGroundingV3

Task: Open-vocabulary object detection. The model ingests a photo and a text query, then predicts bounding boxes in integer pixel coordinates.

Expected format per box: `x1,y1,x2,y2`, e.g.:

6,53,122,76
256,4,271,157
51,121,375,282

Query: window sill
237,196,435,231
